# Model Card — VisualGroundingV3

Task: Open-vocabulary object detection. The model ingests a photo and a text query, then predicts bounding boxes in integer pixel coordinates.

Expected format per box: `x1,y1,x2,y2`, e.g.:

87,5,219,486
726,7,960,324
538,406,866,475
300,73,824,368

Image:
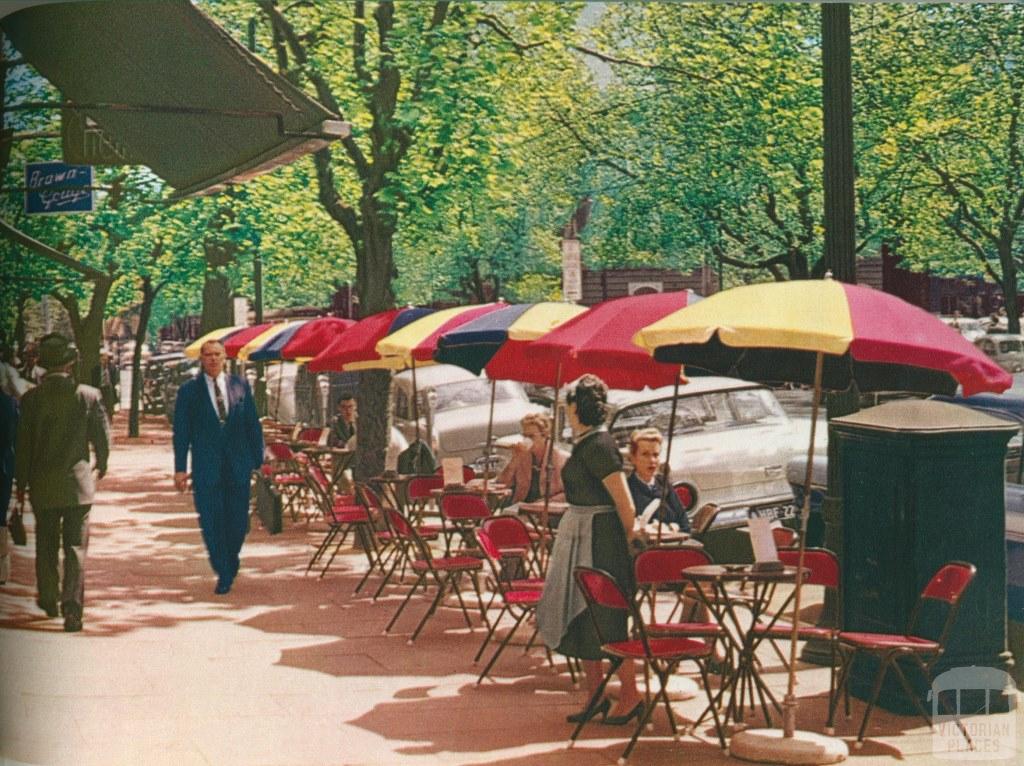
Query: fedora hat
37,333,78,370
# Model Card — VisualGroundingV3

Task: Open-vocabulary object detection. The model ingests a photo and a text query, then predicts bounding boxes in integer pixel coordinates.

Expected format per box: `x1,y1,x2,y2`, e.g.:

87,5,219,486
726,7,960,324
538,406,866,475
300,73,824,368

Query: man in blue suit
173,339,264,594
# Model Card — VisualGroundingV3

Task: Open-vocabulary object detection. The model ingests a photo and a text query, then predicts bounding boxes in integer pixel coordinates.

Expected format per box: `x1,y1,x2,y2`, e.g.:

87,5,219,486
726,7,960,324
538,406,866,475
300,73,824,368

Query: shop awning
2,0,348,197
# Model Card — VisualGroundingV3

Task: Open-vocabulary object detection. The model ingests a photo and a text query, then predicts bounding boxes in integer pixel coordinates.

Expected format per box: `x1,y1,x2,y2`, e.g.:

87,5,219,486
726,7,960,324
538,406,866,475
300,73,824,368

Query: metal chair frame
570,566,727,763
826,561,977,750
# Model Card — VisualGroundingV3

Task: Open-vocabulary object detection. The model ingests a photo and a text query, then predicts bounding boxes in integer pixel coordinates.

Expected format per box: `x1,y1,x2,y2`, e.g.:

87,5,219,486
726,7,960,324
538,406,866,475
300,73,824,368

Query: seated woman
497,412,567,505
626,427,691,531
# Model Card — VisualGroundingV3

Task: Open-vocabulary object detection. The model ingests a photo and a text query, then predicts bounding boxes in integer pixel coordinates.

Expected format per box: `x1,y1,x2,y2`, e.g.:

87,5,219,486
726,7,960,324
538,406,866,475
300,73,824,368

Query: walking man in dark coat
173,339,264,594
14,333,110,632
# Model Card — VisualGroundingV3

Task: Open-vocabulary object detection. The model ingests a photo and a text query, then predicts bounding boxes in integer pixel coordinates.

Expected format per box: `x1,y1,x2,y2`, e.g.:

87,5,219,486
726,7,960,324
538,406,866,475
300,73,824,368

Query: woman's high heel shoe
566,697,611,724
605,701,644,726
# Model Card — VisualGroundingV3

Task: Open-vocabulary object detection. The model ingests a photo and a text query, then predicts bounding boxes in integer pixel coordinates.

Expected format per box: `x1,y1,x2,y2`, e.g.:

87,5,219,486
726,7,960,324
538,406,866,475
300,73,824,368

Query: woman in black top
536,375,643,725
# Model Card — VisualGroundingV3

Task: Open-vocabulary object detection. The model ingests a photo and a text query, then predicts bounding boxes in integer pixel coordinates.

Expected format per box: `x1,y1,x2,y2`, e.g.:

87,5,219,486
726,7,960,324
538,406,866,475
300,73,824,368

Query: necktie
213,379,227,422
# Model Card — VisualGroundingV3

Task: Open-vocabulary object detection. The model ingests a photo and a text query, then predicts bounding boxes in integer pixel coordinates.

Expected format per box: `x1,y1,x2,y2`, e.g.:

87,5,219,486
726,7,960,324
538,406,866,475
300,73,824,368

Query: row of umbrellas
186,279,1009,400
186,277,1011,745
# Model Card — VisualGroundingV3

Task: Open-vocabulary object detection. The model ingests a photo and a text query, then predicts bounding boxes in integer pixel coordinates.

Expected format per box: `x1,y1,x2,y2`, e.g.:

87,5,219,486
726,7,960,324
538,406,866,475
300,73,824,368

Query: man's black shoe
214,579,231,595
63,615,82,633
37,600,59,618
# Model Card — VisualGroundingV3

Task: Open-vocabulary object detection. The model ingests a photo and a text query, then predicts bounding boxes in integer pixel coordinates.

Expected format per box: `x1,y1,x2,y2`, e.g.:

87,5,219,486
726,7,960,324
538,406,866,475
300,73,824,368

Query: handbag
9,505,27,546
253,473,283,535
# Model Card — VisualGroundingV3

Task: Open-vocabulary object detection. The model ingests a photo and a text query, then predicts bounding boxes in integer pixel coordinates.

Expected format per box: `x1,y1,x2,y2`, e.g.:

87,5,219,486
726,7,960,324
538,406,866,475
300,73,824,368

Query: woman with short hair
496,412,566,505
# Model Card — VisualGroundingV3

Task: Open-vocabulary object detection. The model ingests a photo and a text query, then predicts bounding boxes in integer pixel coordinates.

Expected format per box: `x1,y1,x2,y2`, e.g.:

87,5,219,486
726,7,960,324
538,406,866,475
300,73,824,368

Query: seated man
327,393,357,448
626,427,691,531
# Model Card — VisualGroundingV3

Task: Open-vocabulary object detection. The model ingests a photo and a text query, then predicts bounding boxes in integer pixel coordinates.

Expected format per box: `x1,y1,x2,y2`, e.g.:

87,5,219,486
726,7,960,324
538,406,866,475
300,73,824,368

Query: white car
975,333,1024,374
391,364,545,471
605,377,804,513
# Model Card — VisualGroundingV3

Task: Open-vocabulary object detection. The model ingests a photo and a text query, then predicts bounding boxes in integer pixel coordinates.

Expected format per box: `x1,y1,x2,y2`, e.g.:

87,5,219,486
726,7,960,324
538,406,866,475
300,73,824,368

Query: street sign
561,237,582,302
24,161,94,214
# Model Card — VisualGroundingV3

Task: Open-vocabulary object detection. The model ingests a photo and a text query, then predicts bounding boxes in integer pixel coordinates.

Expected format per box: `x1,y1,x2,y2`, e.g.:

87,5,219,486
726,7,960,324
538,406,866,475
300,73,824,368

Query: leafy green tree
864,4,1024,331
205,0,590,477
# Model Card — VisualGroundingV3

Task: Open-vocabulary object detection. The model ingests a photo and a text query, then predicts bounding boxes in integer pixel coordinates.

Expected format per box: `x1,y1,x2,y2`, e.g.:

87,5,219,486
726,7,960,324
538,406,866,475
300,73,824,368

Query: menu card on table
748,516,784,572
442,457,465,488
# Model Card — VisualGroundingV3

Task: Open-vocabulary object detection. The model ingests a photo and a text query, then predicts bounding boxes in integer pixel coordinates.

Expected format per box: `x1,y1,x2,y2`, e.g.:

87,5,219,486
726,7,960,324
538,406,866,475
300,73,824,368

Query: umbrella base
730,728,847,765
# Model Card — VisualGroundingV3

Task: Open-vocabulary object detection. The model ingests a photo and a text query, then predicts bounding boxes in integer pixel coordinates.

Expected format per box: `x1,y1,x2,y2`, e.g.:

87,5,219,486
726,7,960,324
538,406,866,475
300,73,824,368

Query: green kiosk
831,399,1017,713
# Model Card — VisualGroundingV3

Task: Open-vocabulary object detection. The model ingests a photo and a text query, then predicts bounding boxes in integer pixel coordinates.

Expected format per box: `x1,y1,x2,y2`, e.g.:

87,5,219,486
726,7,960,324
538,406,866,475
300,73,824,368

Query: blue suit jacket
173,373,264,488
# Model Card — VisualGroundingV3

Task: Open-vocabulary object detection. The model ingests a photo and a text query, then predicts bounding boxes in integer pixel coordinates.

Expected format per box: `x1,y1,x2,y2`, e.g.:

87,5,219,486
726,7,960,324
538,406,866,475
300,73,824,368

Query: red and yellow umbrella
635,279,1010,397
305,308,434,373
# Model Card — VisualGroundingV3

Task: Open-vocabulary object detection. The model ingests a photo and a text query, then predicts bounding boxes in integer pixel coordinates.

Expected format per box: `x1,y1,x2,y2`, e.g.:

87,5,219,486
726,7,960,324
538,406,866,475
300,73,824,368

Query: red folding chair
265,441,310,521
405,475,444,525
827,561,977,750
481,516,545,584
633,547,721,637
361,489,442,600
295,426,326,444
303,463,375,579
571,567,727,762
752,548,841,721
382,508,486,644
439,491,492,554
473,527,546,684
772,526,798,549
436,464,477,483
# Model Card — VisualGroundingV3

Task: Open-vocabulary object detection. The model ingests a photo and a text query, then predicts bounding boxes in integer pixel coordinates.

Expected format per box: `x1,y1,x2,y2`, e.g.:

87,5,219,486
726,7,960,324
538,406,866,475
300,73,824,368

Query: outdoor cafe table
298,445,353,495
682,563,806,732
371,472,415,513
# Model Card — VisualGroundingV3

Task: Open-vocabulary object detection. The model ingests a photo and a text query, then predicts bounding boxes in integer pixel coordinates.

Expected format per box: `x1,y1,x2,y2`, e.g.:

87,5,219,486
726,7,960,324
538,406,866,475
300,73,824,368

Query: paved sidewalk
1,415,1021,765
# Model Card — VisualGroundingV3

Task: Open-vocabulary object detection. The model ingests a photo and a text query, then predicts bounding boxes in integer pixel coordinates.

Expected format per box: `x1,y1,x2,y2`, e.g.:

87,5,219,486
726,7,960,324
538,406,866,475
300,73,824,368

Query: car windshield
609,388,787,447
429,379,524,413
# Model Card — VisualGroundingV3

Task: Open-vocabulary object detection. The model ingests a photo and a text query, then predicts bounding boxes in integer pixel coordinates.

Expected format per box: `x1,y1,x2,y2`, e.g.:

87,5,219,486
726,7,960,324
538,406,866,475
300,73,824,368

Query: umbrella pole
655,367,683,544
484,378,495,491
731,352,845,765
411,358,420,445
783,350,824,738
541,362,563,569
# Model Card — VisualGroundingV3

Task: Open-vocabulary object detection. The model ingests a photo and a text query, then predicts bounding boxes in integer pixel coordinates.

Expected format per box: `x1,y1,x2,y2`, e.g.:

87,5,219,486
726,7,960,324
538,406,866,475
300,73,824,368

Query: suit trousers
194,482,250,584
35,504,90,618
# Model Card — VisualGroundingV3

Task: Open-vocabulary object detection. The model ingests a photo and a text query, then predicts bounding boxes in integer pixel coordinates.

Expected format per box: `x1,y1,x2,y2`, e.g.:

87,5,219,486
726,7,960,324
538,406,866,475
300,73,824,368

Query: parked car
391,364,545,472
939,315,988,343
603,376,805,515
975,333,1024,373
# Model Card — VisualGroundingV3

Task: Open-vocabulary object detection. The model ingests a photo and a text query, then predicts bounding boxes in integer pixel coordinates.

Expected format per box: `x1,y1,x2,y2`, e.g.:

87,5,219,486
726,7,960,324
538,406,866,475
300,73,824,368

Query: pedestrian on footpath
0,388,18,584
14,334,110,631
172,339,264,595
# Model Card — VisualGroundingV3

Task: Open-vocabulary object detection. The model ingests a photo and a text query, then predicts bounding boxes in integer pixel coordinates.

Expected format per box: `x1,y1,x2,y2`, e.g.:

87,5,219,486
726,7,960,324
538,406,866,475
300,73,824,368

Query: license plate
749,503,796,522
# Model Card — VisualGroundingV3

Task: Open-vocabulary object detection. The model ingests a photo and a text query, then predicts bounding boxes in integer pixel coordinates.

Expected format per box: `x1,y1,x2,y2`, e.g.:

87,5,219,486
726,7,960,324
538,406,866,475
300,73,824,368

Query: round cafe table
682,564,807,732
299,446,353,495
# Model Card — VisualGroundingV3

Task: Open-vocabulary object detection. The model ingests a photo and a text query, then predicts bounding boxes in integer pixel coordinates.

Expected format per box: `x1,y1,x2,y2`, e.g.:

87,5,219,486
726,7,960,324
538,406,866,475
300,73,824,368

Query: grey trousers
35,504,90,618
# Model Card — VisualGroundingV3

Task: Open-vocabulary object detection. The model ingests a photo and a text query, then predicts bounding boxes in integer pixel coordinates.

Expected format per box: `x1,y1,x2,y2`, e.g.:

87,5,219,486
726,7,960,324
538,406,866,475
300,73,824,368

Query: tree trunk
62,277,112,387
1000,242,1021,334
201,270,233,334
352,200,398,481
821,3,857,284
128,278,158,438
353,369,391,481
